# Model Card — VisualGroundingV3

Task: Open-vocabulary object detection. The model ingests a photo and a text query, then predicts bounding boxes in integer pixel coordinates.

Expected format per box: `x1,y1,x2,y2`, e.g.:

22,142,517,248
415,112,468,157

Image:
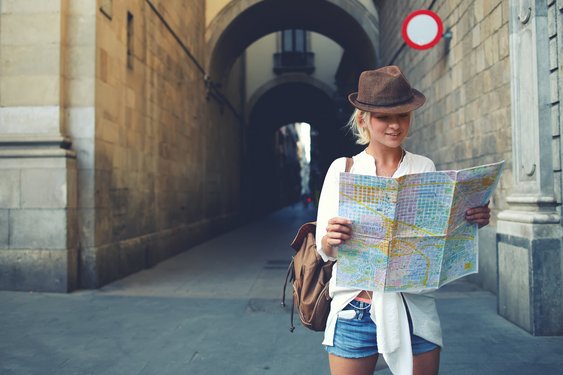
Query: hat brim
347,89,426,114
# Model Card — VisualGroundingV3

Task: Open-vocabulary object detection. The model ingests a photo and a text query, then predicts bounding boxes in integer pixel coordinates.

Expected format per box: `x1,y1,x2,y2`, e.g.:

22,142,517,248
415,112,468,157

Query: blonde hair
347,109,371,145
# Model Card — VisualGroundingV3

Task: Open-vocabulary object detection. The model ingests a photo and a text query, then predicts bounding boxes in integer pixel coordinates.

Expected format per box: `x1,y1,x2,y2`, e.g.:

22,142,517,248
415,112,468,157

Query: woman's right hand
321,217,352,257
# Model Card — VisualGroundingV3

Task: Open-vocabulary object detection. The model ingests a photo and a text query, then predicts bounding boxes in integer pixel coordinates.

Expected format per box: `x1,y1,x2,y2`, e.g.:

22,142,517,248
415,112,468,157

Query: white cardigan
316,150,443,375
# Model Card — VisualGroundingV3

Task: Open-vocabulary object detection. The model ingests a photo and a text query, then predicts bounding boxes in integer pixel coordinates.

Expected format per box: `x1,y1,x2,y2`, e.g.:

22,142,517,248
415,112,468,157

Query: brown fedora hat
348,66,426,113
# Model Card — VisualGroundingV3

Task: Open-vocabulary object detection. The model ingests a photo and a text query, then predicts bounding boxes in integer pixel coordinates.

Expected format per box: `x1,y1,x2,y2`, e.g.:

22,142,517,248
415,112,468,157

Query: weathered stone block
498,242,531,331
0,210,9,248
0,0,61,14
75,169,94,210
547,3,557,38
498,24,509,59
68,14,95,46
10,209,67,249
475,45,486,73
0,248,77,292
69,0,96,16
469,226,497,293
554,171,562,205
471,24,481,48
483,37,499,66
553,138,561,171
94,208,113,245
80,239,147,288
489,4,503,34
67,46,95,78
501,0,510,24
549,38,558,71
483,0,501,18
66,77,95,107
97,80,121,123
0,14,61,45
0,106,60,134
0,45,60,76
67,207,78,249
0,76,60,106
0,170,20,208
552,104,560,137
550,70,559,103
78,207,95,247
21,169,68,208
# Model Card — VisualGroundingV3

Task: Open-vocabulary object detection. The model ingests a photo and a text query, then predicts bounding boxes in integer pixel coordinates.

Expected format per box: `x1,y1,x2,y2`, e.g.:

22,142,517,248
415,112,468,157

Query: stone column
0,0,80,292
497,0,562,335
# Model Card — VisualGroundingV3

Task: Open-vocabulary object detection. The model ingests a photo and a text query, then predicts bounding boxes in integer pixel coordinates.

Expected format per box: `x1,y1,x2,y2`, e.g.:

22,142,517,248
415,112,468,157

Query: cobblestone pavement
1,205,562,374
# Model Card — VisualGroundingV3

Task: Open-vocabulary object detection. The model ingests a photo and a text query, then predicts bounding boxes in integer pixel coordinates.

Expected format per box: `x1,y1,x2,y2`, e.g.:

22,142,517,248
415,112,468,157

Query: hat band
356,93,414,108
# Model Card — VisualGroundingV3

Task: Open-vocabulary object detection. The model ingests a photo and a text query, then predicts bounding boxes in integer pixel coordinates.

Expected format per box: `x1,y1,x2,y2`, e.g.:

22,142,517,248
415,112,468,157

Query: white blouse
316,150,443,375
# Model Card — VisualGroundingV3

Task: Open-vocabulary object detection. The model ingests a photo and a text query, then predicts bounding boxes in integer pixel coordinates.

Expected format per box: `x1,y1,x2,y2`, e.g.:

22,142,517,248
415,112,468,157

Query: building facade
0,0,561,335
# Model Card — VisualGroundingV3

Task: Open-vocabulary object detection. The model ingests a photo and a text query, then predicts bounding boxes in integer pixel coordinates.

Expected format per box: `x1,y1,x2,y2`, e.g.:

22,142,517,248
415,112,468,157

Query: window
274,29,314,74
282,29,306,53
127,12,134,69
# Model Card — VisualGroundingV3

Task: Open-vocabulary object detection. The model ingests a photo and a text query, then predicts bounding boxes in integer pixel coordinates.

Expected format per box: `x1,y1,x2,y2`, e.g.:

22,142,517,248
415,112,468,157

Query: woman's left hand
465,201,491,228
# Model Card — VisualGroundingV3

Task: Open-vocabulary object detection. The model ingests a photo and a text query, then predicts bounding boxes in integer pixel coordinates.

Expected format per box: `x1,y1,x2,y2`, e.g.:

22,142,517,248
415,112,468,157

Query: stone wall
0,0,243,291
548,0,562,236
0,0,84,291
377,0,512,293
84,0,242,287
547,0,563,332
496,0,562,335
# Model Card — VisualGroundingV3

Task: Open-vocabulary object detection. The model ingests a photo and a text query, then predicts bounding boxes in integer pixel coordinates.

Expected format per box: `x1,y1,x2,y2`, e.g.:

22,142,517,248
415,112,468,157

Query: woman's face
362,111,412,149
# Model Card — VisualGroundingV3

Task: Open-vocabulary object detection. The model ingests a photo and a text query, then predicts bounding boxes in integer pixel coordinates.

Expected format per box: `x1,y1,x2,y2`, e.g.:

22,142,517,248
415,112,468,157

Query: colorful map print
336,161,504,292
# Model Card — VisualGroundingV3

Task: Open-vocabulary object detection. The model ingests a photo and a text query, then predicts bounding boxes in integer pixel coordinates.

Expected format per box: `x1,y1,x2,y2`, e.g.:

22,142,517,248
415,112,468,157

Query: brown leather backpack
282,158,353,332
282,222,334,332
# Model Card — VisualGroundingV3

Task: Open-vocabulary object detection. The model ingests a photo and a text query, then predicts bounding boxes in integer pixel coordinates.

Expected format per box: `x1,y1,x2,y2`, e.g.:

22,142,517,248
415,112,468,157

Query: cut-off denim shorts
325,300,440,358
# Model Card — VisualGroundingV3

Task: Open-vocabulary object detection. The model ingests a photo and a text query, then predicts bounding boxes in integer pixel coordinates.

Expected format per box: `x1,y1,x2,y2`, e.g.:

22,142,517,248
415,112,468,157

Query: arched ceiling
206,0,380,83
246,73,337,122
248,80,361,163
248,81,339,134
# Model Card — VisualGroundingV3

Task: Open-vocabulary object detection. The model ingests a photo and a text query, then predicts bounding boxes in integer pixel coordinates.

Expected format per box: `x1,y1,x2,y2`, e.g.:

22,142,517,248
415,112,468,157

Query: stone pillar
497,0,562,335
0,0,79,292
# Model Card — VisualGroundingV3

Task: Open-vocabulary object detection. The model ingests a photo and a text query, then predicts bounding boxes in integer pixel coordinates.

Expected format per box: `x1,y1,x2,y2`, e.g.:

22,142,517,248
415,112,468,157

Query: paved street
1,205,562,374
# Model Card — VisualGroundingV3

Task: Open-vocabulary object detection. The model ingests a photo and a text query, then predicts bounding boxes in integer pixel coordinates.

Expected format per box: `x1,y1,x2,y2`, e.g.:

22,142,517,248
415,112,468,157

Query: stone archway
206,0,380,83
244,80,359,216
246,73,337,122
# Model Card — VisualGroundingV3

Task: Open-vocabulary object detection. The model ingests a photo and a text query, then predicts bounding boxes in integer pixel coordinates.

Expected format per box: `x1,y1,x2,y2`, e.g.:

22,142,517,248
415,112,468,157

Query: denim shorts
325,300,440,358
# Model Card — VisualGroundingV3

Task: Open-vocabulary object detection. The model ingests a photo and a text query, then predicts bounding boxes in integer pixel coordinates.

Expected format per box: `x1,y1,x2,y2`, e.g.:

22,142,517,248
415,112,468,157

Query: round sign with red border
402,10,444,50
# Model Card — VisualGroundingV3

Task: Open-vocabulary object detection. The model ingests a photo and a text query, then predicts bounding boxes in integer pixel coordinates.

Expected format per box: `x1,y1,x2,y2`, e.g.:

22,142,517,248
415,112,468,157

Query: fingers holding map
336,161,505,292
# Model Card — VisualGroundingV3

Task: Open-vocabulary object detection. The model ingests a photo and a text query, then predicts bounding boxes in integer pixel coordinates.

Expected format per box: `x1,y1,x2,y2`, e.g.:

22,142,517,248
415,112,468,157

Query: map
336,161,505,292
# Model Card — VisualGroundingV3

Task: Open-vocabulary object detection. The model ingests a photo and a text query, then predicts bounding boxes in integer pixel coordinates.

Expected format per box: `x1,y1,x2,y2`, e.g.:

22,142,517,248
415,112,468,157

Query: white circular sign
402,10,443,50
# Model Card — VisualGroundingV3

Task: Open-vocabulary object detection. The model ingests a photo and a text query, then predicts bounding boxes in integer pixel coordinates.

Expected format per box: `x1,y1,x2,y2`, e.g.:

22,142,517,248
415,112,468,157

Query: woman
316,66,490,375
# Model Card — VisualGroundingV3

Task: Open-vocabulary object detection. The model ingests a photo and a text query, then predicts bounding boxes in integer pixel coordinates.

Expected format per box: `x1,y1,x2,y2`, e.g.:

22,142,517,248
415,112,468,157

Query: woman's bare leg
412,347,440,375
329,354,378,375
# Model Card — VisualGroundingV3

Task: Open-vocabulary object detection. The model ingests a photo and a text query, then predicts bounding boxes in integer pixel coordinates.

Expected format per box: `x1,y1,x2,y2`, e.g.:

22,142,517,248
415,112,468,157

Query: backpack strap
290,222,316,251
281,257,296,332
345,157,354,173
281,257,294,308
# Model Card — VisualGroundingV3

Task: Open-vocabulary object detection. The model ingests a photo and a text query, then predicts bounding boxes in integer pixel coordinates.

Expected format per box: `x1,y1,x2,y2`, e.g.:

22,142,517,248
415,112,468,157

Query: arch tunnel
206,0,381,217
